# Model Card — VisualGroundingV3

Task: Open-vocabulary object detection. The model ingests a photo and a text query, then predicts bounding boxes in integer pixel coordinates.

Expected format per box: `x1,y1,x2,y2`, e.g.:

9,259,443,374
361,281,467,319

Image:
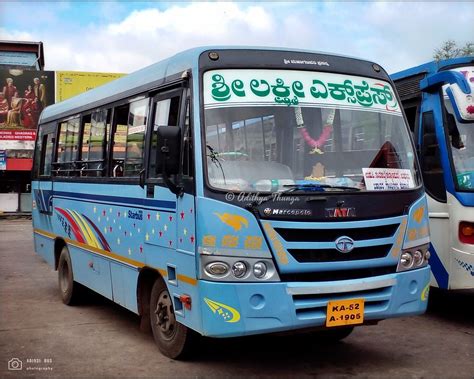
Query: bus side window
33,125,55,178
421,111,446,202
80,110,109,177
41,133,55,177
33,128,44,179
149,95,181,176
111,104,128,177
111,98,149,177
54,118,80,176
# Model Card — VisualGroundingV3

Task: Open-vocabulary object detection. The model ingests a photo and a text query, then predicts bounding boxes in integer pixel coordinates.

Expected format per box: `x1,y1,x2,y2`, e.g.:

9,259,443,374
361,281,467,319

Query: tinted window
421,111,446,202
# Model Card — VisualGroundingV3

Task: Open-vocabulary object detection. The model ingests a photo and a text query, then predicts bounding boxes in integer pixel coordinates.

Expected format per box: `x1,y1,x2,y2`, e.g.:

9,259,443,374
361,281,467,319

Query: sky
0,1,473,75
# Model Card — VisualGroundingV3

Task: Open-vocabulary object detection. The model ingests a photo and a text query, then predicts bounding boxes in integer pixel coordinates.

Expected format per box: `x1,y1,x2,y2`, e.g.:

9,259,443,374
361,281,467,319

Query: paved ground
0,219,473,378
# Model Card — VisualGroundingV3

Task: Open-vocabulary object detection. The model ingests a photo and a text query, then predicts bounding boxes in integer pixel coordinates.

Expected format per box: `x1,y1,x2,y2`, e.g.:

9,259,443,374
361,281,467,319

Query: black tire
317,326,354,342
57,246,81,305
150,279,194,359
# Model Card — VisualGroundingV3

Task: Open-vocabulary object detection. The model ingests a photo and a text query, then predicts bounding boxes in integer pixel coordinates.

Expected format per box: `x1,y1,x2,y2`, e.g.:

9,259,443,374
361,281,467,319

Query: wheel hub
154,291,176,340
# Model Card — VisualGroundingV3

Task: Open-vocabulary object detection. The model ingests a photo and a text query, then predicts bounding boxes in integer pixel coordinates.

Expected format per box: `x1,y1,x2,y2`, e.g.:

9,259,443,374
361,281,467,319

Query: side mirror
156,125,183,196
156,125,181,175
446,83,474,123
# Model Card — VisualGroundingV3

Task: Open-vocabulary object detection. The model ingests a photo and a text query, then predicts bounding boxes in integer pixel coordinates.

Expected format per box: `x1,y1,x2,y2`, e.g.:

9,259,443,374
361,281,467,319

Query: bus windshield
203,69,420,193
445,98,474,191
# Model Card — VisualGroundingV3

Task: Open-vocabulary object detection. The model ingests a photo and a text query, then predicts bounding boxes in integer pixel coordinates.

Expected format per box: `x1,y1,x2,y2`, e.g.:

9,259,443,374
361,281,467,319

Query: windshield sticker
204,69,401,114
362,168,415,191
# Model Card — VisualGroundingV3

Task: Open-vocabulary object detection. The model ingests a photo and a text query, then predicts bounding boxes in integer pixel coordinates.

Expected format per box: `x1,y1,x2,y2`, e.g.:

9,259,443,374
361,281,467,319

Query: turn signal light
179,294,192,310
459,222,474,244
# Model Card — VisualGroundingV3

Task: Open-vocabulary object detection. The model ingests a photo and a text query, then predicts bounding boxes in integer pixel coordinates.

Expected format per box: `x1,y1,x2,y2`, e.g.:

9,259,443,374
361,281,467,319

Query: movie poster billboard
0,69,55,150
56,71,125,102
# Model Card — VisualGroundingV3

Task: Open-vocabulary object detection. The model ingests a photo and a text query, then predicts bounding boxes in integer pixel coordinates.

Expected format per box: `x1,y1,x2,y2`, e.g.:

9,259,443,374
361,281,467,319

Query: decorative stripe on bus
33,228,197,286
428,243,449,289
53,191,176,210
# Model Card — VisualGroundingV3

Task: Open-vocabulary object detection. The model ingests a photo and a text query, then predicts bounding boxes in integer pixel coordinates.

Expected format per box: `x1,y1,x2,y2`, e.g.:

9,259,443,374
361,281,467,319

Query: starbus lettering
128,210,143,220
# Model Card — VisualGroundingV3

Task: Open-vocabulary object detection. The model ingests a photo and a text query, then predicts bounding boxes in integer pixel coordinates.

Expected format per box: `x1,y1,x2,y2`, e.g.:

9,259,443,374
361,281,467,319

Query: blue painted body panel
199,267,430,337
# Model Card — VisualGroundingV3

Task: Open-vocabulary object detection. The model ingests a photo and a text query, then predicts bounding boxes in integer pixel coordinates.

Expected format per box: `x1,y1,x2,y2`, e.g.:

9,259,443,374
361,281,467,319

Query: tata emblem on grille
335,236,355,253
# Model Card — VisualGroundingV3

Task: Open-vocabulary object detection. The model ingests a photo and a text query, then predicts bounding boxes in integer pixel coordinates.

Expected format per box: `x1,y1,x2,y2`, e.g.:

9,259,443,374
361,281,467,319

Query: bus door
418,102,450,288
144,87,196,268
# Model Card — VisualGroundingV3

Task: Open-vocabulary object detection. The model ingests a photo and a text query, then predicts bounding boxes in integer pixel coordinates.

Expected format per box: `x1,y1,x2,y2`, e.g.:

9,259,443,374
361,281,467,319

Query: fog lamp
206,262,229,276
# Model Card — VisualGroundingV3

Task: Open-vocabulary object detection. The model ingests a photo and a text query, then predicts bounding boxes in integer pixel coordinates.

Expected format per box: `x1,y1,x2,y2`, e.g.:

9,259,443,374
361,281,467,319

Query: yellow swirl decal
421,284,430,301
413,206,425,224
214,213,249,232
204,298,241,323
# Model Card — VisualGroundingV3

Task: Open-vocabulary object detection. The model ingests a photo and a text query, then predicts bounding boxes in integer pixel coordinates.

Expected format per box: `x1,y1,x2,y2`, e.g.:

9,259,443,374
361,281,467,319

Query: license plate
326,298,364,327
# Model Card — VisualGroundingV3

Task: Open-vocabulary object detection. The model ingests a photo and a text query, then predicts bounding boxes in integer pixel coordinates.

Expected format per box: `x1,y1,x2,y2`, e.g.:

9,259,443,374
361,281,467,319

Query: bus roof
40,46,377,124
392,56,474,81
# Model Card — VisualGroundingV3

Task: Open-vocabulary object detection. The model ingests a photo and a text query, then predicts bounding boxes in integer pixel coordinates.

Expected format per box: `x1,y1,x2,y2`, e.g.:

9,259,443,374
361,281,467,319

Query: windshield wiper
206,145,226,184
282,183,361,193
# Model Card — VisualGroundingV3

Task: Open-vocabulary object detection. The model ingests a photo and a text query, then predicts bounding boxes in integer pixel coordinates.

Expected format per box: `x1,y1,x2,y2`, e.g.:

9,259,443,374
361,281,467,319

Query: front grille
280,265,397,282
288,244,391,263
292,285,392,321
275,224,398,242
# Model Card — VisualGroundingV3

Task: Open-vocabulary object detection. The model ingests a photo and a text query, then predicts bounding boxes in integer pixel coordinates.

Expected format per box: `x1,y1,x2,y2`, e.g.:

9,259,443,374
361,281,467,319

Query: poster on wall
56,71,125,102
0,69,55,148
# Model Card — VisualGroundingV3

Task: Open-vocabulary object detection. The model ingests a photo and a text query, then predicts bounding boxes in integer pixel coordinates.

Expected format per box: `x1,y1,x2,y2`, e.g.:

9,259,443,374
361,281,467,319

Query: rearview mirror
156,125,181,175
447,83,474,123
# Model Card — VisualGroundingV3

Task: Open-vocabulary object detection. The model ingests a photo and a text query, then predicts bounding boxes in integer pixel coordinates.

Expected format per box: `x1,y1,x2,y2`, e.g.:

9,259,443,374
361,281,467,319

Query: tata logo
335,236,355,253
326,207,356,218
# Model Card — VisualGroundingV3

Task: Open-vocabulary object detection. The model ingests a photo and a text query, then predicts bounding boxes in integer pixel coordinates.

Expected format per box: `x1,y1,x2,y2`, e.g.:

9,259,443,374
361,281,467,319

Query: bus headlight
253,261,267,278
200,255,280,282
397,244,430,272
400,251,414,269
232,261,247,278
413,250,424,267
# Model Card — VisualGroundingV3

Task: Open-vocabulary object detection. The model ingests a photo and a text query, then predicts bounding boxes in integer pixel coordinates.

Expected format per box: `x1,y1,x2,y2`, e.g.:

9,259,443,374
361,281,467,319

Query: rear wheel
150,279,194,359
58,246,81,305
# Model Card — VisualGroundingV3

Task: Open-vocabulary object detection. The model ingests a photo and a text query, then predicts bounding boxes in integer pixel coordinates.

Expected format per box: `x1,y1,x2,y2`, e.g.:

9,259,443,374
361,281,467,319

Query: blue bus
392,57,474,290
32,47,431,359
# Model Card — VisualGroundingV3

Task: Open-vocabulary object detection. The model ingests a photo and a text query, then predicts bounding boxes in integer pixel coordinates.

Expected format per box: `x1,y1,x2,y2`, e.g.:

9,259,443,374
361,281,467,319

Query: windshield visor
203,69,420,193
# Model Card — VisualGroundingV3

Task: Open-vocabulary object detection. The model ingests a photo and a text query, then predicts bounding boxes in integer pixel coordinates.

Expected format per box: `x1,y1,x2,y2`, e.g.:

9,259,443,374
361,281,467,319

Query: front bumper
199,266,431,337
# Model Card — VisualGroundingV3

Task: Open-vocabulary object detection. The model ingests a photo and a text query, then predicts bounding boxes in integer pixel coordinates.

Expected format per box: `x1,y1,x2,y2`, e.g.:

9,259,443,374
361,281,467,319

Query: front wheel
150,279,194,359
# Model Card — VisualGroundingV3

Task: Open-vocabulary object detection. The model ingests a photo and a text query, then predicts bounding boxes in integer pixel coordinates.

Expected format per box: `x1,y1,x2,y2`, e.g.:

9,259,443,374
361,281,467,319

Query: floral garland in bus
294,107,335,154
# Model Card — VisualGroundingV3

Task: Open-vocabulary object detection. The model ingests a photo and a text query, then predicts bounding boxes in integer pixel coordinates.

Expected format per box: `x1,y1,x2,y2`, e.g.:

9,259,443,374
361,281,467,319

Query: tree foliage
434,40,474,60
